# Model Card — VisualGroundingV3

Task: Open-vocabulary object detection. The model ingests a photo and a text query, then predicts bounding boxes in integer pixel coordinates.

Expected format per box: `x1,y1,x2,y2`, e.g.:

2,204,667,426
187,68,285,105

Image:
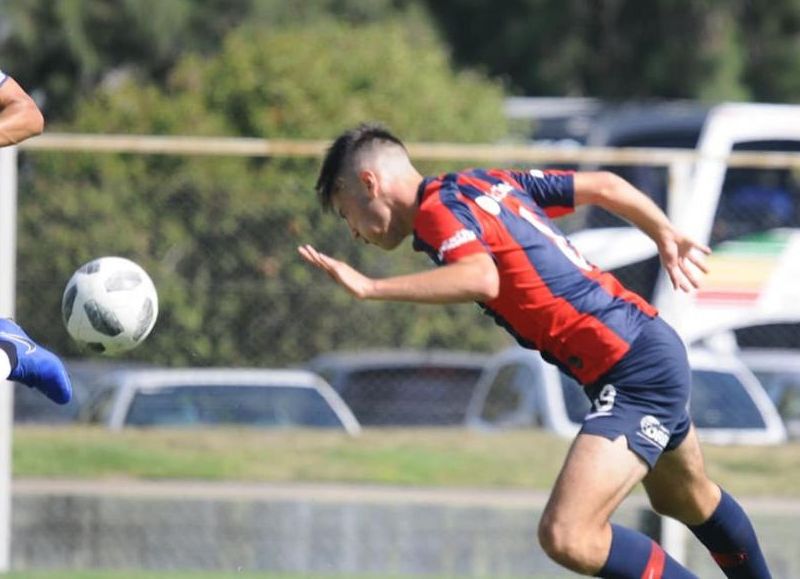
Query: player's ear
358,170,379,199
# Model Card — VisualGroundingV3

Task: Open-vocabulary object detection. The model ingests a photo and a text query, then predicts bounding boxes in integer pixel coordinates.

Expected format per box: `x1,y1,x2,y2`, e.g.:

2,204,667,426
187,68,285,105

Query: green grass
11,426,800,496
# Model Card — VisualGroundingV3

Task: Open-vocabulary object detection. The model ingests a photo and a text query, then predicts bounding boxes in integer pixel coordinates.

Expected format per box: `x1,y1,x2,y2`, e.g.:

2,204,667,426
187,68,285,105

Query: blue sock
689,490,771,578
598,524,697,578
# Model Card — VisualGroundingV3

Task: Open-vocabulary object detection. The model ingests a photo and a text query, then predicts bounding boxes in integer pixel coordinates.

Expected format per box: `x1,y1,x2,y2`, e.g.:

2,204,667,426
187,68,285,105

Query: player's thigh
642,424,720,525
543,432,649,529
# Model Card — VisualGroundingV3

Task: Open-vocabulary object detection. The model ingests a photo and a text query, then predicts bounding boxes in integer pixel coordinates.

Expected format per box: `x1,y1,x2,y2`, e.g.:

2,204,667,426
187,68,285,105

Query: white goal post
0,144,18,572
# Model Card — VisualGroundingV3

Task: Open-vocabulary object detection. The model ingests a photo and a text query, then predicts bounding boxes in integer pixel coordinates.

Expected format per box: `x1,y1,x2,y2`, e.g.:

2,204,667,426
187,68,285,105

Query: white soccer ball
62,256,159,354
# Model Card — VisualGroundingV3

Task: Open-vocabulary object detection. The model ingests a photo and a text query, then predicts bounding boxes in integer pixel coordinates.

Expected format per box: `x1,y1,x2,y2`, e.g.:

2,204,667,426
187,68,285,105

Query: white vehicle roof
93,368,361,435
737,348,800,372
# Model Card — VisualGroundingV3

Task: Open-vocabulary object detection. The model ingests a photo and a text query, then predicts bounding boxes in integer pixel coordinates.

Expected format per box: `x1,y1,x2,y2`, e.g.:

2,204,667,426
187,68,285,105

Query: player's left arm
573,171,711,292
298,245,499,303
0,75,45,147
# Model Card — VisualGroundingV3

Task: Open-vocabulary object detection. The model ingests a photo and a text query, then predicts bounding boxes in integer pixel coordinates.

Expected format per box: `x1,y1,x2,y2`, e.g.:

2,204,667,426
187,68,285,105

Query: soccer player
0,70,44,146
299,123,772,578
0,69,71,404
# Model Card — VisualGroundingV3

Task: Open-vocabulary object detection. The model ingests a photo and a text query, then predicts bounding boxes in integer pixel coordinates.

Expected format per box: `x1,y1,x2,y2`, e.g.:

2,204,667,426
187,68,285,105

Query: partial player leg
538,432,696,577
0,318,72,404
644,425,772,578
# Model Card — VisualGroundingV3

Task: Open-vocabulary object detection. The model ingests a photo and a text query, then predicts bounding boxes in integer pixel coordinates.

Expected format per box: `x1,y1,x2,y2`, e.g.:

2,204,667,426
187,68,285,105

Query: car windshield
751,370,800,421
689,370,766,429
124,384,344,428
331,366,484,426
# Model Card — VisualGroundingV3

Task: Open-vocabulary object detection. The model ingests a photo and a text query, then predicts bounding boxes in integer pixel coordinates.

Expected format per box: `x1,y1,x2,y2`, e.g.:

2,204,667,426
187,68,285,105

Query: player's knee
538,516,600,573
649,478,719,524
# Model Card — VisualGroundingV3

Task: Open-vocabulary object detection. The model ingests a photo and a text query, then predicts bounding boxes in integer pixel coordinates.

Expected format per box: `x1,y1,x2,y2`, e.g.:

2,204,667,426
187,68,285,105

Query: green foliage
184,20,506,141
16,19,509,365
3,0,799,115
0,0,417,121
422,0,800,102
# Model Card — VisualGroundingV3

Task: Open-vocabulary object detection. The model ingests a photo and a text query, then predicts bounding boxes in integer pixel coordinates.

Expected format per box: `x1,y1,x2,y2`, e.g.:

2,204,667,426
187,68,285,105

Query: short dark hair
315,122,406,211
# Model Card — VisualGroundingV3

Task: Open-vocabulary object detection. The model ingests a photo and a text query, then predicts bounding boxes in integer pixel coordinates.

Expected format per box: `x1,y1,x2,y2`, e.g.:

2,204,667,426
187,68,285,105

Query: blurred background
2,0,800,577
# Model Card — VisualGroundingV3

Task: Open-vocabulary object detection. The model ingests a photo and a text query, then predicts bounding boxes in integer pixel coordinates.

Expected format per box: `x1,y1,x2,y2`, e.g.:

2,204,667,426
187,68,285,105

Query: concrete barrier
10,480,800,577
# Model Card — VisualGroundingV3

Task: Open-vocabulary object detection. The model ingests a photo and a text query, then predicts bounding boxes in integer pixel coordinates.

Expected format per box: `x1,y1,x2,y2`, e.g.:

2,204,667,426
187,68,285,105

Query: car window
124,385,344,428
480,363,532,424
777,388,800,422
334,366,484,426
751,370,800,422
689,370,767,429
712,140,800,246
13,383,80,423
559,373,591,424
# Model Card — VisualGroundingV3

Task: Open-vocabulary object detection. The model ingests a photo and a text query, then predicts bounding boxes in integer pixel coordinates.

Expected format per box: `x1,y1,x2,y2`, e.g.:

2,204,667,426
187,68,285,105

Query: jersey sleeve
413,196,488,265
508,169,575,218
0,71,7,87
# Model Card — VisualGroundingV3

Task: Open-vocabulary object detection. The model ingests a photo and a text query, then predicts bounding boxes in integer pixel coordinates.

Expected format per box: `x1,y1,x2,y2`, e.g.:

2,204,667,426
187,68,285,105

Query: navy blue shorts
579,316,692,468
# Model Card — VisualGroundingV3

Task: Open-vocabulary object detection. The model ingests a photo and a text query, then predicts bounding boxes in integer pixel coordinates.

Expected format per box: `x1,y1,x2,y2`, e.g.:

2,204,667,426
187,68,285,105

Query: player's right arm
0,72,45,147
298,245,499,303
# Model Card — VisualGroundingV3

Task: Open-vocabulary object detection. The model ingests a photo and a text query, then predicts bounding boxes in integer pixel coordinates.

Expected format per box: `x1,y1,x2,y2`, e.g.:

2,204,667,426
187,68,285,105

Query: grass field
11,426,800,496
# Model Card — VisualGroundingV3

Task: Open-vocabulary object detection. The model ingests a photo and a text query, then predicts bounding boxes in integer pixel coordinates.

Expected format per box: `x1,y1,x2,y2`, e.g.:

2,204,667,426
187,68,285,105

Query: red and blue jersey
412,168,658,386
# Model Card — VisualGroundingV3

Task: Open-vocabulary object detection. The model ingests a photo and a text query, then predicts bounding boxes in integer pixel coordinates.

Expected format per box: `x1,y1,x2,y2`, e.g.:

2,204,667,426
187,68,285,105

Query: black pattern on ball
62,283,78,325
87,342,106,353
79,260,102,274
83,299,124,336
133,298,155,341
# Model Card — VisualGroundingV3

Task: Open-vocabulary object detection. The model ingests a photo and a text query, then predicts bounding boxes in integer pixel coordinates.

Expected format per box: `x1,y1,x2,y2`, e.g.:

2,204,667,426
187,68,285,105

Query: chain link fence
4,135,800,575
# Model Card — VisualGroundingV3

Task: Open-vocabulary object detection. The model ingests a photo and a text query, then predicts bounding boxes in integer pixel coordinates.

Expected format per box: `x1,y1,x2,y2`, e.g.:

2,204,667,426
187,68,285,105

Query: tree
0,0,415,121
16,19,511,365
421,0,800,102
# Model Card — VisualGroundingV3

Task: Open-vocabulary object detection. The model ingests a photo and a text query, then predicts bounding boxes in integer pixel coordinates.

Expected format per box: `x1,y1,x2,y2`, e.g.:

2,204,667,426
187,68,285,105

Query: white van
567,103,800,345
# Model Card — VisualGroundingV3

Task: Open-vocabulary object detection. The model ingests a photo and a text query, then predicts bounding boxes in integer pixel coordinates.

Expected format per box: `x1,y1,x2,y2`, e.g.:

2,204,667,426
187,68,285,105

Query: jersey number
518,206,592,271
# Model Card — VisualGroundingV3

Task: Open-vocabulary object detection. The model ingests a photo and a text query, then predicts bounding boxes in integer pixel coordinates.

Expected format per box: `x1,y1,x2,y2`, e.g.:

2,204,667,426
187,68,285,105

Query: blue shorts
579,316,692,468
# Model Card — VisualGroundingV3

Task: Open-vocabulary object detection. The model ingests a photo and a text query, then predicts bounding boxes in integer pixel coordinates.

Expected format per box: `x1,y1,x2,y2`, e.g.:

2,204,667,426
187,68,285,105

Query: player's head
316,122,420,250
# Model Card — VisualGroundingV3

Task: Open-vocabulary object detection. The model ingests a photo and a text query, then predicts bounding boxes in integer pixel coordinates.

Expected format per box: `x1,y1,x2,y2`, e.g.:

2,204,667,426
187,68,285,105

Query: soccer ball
62,256,158,354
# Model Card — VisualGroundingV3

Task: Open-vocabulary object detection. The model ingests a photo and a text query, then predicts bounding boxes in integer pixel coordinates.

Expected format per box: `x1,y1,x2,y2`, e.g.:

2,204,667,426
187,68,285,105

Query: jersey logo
438,229,477,261
637,415,670,449
475,195,501,216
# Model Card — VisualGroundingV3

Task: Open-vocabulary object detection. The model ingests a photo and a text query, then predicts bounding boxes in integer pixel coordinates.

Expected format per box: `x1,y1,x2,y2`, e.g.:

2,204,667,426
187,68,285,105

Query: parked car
305,349,490,426
738,348,800,438
466,346,787,445
78,368,361,435
13,357,154,424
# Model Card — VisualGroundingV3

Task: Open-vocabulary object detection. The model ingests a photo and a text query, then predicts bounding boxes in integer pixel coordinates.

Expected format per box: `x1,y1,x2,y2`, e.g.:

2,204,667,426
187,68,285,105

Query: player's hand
298,245,376,299
658,230,711,292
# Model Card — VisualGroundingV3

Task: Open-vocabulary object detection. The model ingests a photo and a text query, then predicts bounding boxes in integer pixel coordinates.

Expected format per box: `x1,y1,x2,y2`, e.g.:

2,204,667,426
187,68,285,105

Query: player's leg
0,318,72,404
644,425,772,578
538,432,696,577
